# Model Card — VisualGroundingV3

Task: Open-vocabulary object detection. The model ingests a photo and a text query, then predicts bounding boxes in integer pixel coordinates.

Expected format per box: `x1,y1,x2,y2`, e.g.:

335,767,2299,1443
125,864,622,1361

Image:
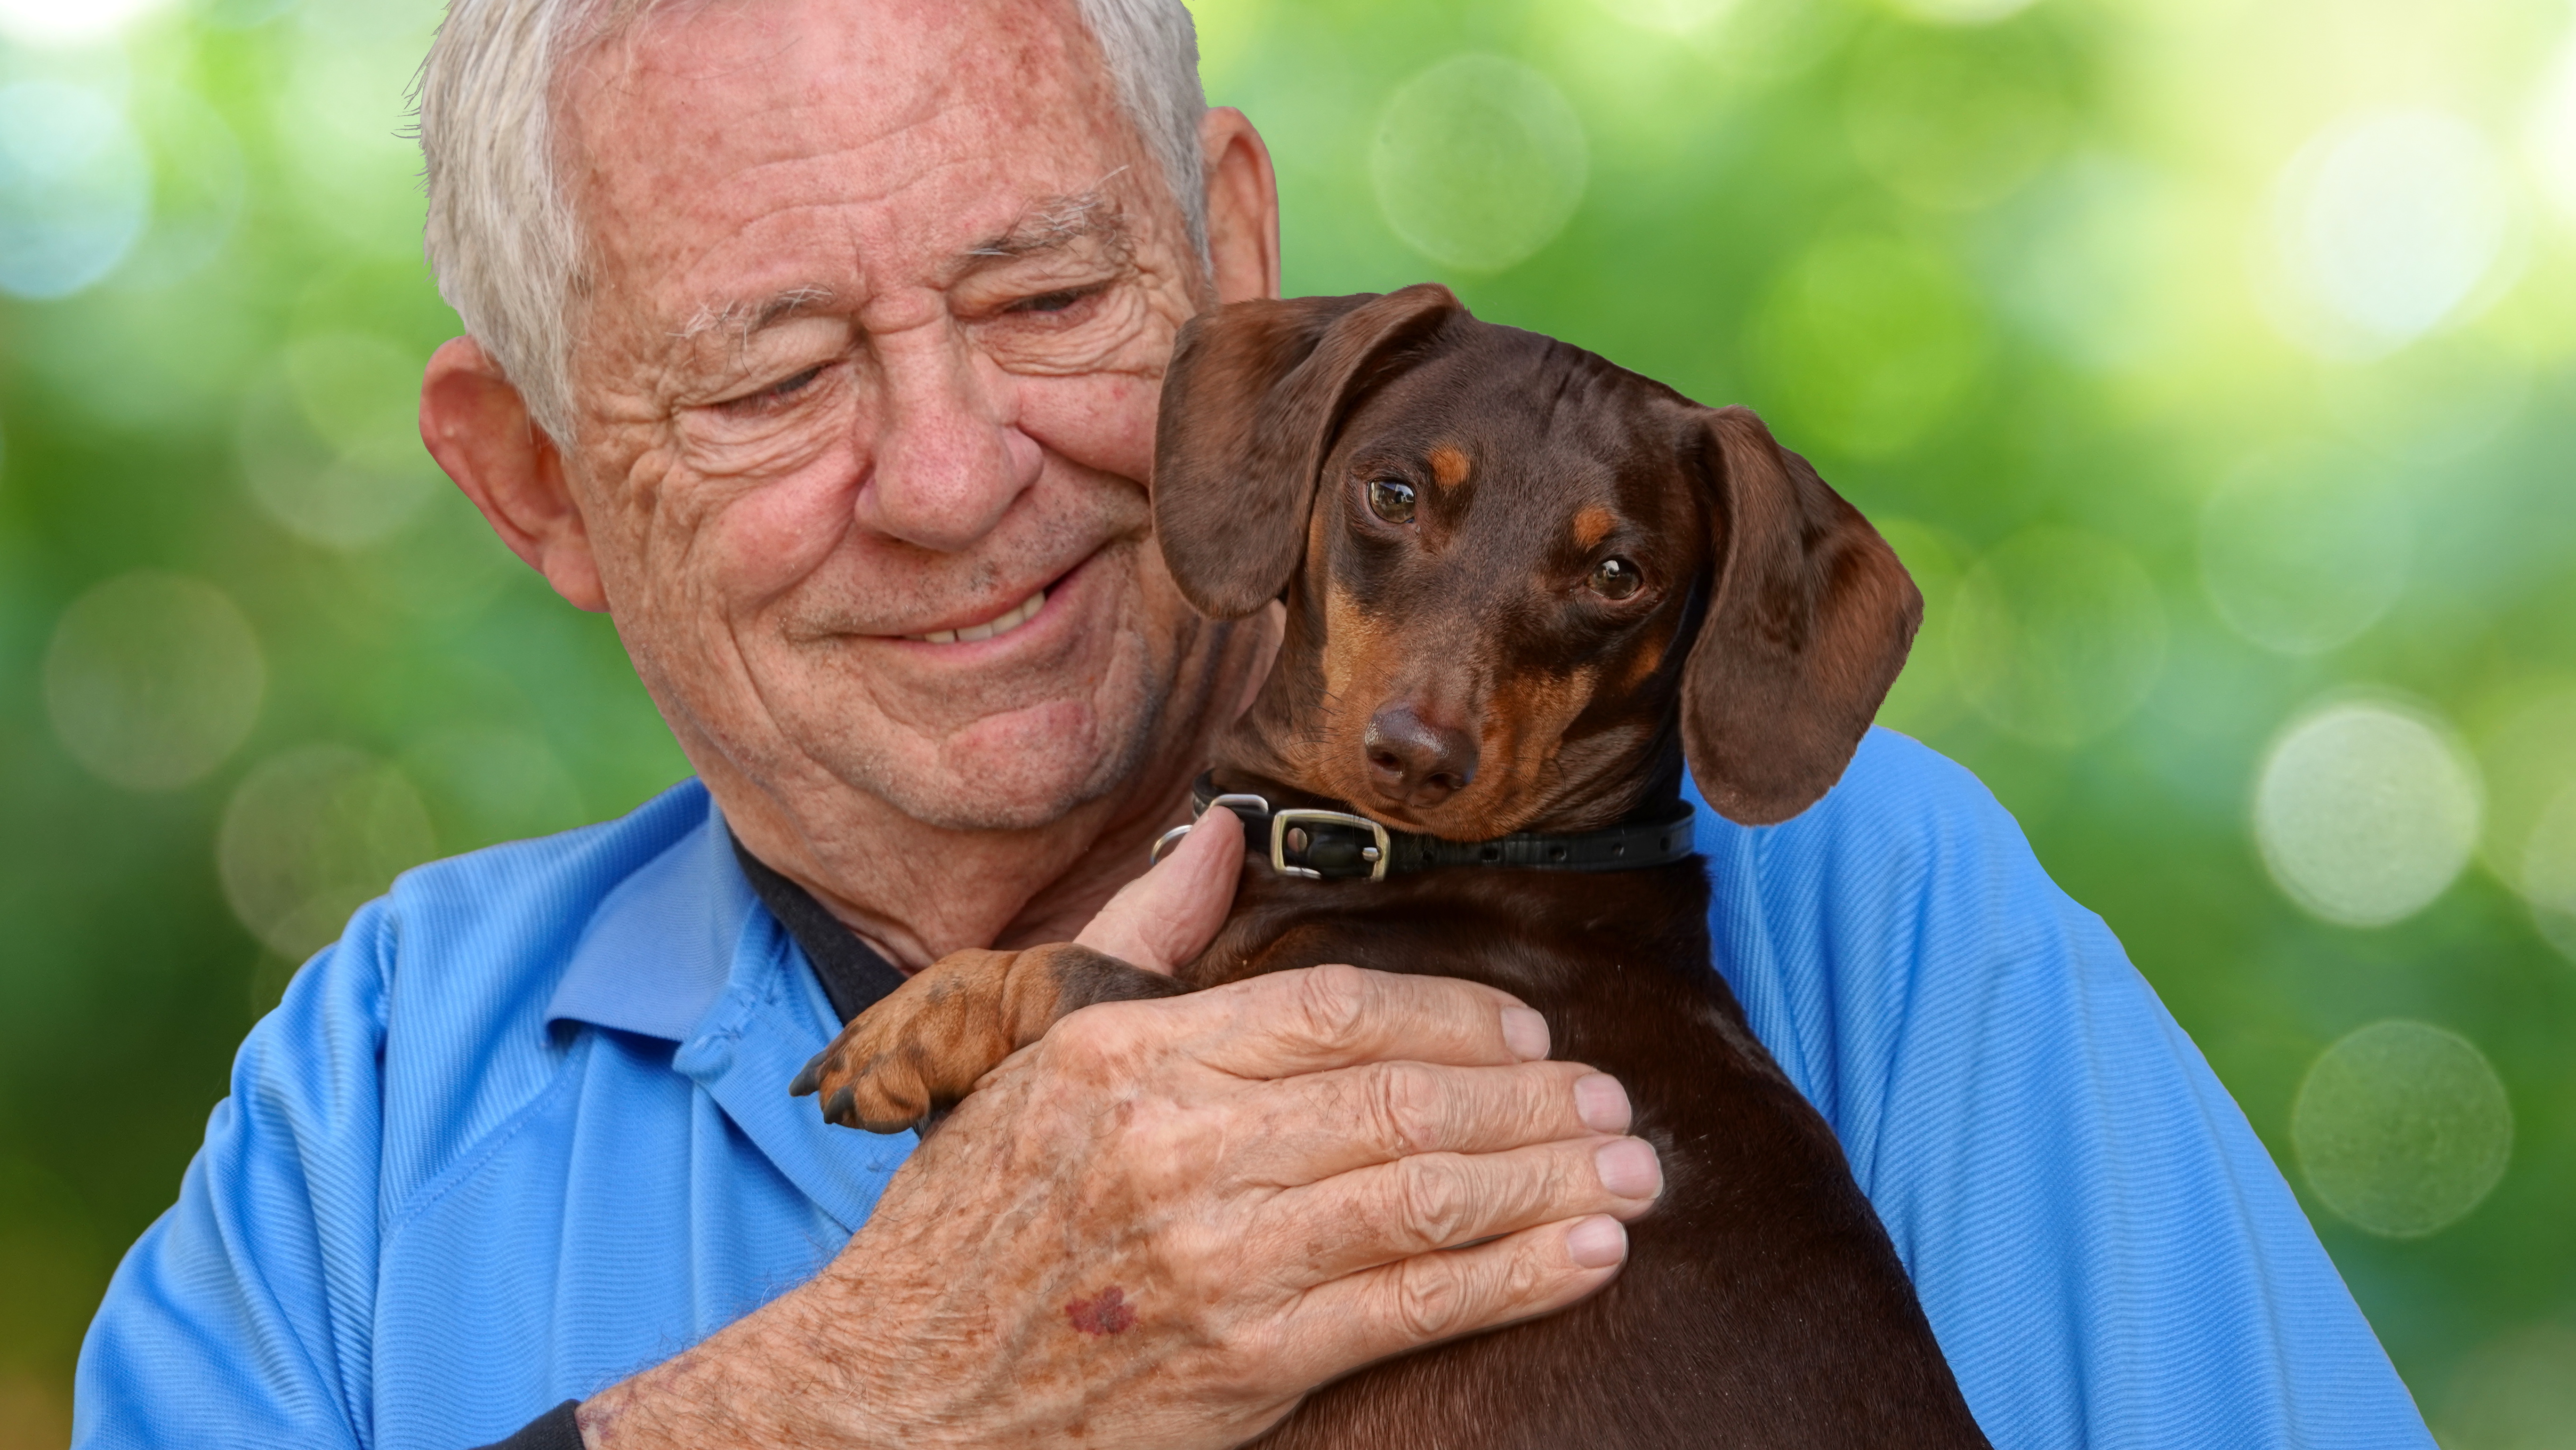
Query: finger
1275,1215,1630,1387
1163,964,1552,1078
1073,801,1246,974
1236,1060,1631,1184
1257,1132,1661,1283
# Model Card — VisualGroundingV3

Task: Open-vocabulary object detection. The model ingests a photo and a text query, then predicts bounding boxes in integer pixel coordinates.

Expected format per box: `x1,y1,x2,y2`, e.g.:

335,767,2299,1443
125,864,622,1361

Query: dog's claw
824,1083,856,1126
789,1052,826,1097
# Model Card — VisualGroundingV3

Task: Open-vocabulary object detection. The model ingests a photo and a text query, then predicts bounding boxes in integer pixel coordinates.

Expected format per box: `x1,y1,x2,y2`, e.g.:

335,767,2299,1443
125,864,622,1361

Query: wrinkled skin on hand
579,816,1656,1449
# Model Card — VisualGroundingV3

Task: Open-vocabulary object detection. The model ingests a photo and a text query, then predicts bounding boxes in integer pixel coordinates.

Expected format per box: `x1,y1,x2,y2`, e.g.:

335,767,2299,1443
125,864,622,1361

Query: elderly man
75,0,2431,1446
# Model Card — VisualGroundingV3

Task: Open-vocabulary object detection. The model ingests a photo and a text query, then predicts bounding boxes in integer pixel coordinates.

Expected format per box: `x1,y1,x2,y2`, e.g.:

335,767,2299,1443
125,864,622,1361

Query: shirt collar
545,788,757,1041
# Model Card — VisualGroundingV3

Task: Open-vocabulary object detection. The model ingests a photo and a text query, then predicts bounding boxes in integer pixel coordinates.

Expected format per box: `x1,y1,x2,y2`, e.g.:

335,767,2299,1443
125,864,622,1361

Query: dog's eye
1366,478,1417,525
1589,557,1643,600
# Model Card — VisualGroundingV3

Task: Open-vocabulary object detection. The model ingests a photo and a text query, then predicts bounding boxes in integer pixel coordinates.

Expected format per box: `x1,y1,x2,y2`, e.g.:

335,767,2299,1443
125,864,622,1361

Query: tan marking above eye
1427,445,1471,488
1572,505,1616,549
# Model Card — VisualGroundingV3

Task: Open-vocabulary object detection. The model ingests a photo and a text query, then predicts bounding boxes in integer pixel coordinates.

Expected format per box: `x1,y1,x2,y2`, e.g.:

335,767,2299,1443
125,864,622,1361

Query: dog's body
797,287,1991,1446
1165,850,1979,1448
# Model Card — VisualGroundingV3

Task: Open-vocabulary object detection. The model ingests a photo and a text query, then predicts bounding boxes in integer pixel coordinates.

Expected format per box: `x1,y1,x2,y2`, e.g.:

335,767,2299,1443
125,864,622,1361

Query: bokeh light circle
401,726,588,852
42,572,266,792
2264,107,2517,357
1950,527,2167,747
238,333,441,548
2522,784,2576,964
1844,22,2066,212
1370,55,1588,274
0,0,173,46
2292,1020,2511,1238
0,82,151,300
2471,684,2576,901
2198,446,2411,656
218,745,437,960
2443,1324,2576,1449
2253,700,2481,927
1748,231,1988,457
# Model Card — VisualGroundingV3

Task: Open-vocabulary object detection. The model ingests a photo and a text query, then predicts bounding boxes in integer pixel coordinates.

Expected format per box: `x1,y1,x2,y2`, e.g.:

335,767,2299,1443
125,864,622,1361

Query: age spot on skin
1066,1285,1137,1335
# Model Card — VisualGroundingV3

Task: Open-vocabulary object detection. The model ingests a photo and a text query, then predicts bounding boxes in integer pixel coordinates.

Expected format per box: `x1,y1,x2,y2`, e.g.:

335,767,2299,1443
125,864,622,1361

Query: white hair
416,0,1207,444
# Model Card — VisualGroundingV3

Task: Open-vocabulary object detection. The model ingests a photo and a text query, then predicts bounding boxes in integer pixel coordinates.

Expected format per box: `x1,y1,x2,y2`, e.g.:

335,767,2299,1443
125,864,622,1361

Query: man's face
556,0,1212,831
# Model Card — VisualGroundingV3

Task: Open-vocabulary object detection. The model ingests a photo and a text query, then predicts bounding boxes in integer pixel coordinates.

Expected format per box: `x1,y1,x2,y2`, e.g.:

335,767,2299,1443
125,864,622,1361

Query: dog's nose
1364,703,1478,807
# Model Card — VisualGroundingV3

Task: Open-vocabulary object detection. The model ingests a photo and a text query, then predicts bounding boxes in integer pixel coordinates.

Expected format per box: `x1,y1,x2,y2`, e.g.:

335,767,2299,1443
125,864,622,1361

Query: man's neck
707,608,1279,973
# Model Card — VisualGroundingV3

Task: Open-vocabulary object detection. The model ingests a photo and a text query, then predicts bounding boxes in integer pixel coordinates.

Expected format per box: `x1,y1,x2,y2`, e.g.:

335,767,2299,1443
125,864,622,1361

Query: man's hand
1071,798,1254,974
575,815,1658,1448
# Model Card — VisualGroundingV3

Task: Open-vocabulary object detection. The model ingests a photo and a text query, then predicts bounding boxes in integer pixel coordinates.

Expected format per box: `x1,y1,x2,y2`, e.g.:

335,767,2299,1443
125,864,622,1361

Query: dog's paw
790,1004,949,1134
789,948,1026,1133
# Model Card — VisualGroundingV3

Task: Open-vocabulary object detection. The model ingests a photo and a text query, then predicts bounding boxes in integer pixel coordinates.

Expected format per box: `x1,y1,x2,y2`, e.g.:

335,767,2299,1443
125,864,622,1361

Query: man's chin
837,698,1159,834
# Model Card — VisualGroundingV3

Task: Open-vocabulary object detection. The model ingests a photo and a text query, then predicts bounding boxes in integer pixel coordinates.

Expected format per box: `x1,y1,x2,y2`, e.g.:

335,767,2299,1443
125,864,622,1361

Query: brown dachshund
792,285,1990,1448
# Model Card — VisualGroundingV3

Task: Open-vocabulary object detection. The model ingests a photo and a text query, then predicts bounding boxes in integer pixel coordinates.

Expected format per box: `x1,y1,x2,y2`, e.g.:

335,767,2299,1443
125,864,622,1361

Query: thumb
1074,804,1248,974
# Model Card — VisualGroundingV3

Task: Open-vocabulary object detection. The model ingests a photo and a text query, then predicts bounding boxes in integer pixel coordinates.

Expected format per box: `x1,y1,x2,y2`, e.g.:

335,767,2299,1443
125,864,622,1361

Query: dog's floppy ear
1153,284,1463,618
1680,406,1922,826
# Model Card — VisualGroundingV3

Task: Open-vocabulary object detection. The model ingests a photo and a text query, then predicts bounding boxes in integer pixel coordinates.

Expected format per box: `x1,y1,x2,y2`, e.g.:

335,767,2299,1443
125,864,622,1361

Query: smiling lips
905,586,1047,644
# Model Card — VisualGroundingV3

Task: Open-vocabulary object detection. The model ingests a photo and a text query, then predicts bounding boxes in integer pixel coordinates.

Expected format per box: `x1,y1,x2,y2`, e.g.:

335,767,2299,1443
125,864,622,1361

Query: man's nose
855,338,1043,553
1364,702,1478,808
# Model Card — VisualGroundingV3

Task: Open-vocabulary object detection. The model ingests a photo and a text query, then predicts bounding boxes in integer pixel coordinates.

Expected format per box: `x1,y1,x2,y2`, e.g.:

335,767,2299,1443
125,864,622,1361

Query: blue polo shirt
72,728,2432,1448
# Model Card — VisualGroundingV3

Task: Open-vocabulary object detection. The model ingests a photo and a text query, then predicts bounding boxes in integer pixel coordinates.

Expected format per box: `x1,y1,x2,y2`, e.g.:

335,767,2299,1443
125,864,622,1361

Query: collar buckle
1272,808,1391,882
1150,793,1273,867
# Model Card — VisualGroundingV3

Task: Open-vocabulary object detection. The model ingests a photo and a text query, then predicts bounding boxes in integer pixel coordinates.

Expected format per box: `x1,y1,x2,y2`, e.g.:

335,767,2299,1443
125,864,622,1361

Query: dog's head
1153,285,1920,836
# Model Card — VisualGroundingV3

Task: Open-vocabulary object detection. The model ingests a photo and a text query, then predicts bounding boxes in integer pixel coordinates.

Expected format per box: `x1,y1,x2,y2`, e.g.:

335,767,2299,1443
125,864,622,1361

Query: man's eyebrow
965,177,1131,261
666,179,1132,352
674,284,839,347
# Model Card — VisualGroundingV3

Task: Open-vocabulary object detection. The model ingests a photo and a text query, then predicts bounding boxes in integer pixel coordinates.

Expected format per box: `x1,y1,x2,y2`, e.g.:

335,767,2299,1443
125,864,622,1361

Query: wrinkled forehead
557,0,1152,321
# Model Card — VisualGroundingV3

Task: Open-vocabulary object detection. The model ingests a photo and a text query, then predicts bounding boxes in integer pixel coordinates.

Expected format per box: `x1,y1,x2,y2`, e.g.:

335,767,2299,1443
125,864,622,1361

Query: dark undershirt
728,829,910,1024
469,839,907,1449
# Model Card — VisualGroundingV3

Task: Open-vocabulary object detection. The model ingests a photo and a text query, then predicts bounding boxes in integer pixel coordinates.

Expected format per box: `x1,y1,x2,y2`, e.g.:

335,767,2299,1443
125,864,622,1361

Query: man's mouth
903,585,1048,644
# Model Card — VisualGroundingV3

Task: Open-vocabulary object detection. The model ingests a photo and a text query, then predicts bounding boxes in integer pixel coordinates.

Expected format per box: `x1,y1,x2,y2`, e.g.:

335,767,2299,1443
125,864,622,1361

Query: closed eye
1006,283,1108,315
719,364,826,413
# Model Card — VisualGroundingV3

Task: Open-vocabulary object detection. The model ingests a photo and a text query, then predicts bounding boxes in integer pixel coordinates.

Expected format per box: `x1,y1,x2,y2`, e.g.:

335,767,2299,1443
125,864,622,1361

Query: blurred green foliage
2,0,2573,1442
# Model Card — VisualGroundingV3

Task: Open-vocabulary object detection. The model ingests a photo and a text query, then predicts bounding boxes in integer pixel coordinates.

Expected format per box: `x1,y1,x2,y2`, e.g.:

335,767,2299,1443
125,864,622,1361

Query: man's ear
419,337,607,612
1679,406,1921,826
1198,106,1280,306
1152,283,1461,619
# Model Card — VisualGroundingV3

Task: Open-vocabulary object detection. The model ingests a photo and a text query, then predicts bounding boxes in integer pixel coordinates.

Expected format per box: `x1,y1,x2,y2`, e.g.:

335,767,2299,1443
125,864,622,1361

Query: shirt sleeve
1702,728,2435,1449
73,900,397,1450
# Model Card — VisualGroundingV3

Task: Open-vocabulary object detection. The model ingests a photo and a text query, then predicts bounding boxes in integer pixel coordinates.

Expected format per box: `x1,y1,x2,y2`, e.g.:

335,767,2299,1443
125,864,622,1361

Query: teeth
908,587,1046,644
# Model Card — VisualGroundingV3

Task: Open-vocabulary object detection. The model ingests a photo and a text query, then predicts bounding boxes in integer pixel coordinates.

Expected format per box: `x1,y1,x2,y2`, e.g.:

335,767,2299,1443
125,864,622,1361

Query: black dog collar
1156,773,1697,882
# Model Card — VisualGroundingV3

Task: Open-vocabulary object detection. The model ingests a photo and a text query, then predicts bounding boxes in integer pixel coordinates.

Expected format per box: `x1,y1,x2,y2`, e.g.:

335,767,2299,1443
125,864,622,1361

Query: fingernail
1573,1073,1631,1134
1565,1216,1627,1269
1499,1007,1550,1061
1594,1137,1662,1200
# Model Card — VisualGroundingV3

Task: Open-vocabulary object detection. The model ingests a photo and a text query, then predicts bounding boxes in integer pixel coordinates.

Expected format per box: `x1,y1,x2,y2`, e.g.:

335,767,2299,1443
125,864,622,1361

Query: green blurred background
2,0,2572,1441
